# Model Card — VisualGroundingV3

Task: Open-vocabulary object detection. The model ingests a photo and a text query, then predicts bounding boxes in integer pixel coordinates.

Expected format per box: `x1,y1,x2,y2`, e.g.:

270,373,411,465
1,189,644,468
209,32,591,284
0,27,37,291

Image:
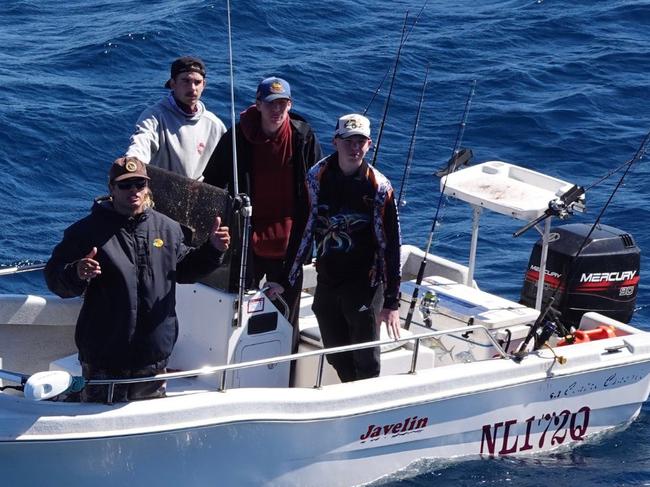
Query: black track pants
312,279,382,382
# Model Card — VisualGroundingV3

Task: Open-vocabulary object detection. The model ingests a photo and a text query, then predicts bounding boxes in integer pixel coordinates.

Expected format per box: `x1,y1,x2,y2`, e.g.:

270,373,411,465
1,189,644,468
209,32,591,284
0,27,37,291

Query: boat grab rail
87,324,508,403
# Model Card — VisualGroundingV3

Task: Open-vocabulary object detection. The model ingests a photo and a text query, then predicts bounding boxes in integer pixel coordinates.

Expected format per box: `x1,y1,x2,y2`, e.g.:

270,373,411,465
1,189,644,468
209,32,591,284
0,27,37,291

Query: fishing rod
363,0,429,117
403,80,477,330
363,66,391,117
396,64,429,208
514,136,649,242
0,262,46,277
369,11,408,167
225,0,252,328
584,154,643,192
513,130,650,359
370,1,429,167
515,137,650,241
226,0,239,197
447,80,476,165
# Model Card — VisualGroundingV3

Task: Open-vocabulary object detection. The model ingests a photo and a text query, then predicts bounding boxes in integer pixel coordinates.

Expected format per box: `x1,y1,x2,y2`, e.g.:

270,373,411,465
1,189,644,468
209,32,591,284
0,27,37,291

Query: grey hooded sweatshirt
127,94,227,180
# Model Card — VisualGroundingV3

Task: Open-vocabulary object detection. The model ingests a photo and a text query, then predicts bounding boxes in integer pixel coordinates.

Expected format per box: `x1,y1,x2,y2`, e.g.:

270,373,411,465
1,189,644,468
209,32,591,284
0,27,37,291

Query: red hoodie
240,105,294,259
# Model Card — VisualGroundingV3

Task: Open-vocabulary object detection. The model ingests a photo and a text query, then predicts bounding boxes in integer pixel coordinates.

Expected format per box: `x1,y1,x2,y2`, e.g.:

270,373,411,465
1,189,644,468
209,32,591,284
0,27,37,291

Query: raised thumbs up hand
209,216,230,252
77,247,101,281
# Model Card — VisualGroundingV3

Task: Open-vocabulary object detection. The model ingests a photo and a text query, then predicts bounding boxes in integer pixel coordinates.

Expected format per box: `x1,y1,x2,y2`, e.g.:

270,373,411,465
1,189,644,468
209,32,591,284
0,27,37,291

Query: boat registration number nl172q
480,406,590,456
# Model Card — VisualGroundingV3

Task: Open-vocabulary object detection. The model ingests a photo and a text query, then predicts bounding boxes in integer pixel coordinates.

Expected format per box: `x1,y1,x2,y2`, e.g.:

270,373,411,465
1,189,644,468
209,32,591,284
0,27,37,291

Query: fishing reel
532,319,557,351
233,193,252,217
531,306,563,350
514,184,585,238
514,303,566,361
548,184,586,219
419,290,439,328
531,307,575,352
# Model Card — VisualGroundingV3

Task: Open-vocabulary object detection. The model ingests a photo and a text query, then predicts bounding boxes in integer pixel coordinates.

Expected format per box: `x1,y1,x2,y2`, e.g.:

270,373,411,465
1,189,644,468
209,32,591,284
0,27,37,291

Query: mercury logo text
580,271,637,283
529,265,561,279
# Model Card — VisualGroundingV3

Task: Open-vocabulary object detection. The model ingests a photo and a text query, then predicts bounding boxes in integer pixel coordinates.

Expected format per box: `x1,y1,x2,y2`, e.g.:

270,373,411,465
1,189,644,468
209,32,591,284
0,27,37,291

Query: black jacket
202,112,322,273
45,199,223,369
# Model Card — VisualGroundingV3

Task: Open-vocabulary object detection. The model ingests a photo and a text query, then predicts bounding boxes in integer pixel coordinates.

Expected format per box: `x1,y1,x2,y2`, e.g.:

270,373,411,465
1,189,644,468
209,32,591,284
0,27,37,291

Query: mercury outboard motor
520,223,640,328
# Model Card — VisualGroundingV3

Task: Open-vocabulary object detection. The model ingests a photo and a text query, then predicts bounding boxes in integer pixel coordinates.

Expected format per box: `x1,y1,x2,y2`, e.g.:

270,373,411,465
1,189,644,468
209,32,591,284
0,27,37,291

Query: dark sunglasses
115,179,147,191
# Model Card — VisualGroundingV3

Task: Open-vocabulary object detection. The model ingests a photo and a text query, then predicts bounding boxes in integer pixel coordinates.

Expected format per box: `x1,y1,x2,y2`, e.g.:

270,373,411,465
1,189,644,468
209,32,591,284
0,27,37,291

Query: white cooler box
399,276,539,363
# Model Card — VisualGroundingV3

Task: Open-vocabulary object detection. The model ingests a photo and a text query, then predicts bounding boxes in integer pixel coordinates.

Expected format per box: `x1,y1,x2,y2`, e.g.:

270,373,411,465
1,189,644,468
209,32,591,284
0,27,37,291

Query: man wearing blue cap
126,56,227,180
203,77,322,354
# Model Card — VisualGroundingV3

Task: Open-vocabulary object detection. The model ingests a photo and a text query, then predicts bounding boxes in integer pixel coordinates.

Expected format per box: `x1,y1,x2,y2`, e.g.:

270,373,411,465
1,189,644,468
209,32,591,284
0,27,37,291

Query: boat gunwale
3,332,650,442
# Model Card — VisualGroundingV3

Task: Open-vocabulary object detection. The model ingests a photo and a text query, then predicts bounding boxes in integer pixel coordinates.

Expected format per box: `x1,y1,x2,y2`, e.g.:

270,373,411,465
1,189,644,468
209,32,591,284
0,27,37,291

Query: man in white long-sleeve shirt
126,56,227,180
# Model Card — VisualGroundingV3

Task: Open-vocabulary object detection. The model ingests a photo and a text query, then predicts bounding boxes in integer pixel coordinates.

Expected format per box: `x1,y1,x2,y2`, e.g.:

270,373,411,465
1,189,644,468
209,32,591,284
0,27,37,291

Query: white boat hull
2,337,650,486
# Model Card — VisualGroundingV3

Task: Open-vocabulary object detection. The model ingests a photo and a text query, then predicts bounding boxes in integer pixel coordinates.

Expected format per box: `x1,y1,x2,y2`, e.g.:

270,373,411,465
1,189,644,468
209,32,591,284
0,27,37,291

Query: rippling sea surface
1,0,649,485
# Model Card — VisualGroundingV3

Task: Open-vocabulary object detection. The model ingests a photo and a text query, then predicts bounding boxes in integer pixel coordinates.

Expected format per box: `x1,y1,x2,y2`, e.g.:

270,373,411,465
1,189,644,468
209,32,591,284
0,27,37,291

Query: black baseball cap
164,56,206,88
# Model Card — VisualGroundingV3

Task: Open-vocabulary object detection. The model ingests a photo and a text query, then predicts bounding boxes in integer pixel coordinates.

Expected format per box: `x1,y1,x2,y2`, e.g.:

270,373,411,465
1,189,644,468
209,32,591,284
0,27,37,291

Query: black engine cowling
520,223,640,327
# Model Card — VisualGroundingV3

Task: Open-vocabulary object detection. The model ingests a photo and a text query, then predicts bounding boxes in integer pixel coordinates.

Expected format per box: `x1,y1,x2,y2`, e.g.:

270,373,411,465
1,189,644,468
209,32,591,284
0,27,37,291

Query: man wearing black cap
45,157,230,402
126,56,227,180
202,76,322,354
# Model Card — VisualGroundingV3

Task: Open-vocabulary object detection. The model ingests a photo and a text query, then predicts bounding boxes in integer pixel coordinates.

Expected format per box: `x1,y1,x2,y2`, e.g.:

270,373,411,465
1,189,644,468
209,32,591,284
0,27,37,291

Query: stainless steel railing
87,324,508,403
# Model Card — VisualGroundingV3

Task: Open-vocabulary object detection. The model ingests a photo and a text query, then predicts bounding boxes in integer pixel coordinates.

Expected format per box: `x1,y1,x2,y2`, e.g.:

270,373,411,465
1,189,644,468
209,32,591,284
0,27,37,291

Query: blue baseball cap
256,77,291,102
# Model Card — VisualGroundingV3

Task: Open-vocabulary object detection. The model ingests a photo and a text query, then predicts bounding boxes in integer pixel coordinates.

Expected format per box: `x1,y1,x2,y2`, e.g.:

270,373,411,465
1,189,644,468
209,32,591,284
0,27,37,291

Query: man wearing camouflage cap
273,113,401,383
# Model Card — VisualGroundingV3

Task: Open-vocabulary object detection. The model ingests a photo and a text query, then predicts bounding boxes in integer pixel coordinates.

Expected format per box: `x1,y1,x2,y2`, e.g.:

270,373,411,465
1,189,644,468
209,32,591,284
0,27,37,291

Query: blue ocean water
0,0,649,484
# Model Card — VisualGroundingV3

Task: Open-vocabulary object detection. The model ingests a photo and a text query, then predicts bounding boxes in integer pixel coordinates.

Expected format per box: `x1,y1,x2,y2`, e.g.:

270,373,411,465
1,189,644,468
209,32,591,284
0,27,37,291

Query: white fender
23,371,73,401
